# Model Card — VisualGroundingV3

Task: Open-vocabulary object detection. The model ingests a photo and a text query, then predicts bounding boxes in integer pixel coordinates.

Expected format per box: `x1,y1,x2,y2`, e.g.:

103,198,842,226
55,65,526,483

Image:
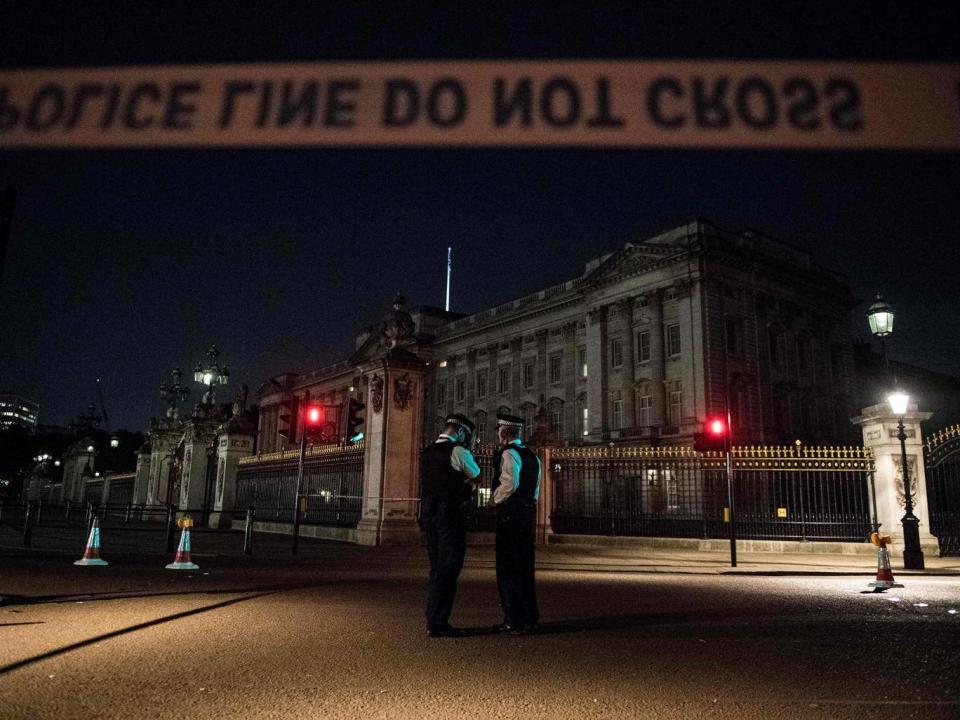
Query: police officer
419,413,480,638
487,413,541,634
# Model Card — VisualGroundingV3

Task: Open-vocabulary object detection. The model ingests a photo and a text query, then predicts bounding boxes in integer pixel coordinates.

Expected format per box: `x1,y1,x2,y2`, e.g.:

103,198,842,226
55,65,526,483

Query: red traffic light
708,418,727,435
305,405,323,425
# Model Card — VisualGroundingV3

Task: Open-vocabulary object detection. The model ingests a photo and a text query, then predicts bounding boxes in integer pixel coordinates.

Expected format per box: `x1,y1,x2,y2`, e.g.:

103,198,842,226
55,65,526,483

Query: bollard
65,500,72,522
243,507,255,555
124,503,132,524
165,505,176,554
23,502,34,547
35,500,43,525
85,502,93,528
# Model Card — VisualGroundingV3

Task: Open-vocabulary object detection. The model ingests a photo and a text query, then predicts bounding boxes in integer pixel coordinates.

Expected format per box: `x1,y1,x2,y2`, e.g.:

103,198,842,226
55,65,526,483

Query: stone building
255,219,859,451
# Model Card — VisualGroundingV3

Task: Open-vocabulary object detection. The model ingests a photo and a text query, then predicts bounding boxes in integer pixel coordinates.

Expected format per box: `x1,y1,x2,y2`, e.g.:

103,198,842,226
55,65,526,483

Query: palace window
610,338,623,368
666,323,682,358
668,389,682,426
579,347,588,378
636,330,651,363
638,395,653,426
436,380,447,406
551,409,562,437
522,361,535,389
582,407,589,436
455,375,466,403
498,366,510,394
476,370,487,399
611,391,624,430
549,353,563,385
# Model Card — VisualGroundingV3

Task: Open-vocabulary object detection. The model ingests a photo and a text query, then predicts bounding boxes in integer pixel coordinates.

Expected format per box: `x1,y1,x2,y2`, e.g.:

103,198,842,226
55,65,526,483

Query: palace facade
255,219,859,452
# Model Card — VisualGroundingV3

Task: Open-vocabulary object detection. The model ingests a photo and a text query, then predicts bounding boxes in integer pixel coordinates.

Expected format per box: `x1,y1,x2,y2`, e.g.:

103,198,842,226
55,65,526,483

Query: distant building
254,220,867,450
0,393,39,430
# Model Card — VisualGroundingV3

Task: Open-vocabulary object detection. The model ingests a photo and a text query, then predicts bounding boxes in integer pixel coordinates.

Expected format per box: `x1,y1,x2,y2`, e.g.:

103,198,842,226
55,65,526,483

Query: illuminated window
582,407,589,435
579,347,587,378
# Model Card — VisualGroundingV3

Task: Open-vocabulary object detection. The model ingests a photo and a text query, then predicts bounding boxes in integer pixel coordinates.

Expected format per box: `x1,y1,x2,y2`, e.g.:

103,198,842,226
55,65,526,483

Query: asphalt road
1,542,959,720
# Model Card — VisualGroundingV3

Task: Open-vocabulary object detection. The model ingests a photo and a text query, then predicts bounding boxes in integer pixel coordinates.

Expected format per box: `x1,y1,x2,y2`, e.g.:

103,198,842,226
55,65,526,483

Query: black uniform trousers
495,500,539,628
423,498,467,630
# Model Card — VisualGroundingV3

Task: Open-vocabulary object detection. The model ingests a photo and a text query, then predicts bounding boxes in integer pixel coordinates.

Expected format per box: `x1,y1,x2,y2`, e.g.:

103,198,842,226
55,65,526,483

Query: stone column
854,402,939,558
648,290,667,426
208,417,256,528
562,322,578,441
618,297,637,429
585,306,608,440
355,349,427,546
133,442,152,506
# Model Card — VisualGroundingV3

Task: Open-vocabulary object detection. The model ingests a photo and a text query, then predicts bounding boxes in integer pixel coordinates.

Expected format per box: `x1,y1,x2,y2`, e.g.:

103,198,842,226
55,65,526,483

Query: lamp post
194,346,230,406
867,293,895,383
887,390,925,570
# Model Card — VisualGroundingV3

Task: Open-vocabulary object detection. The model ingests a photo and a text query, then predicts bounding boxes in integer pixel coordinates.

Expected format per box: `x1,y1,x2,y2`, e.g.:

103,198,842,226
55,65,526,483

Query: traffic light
302,403,341,443
693,415,728,453
302,403,325,441
346,398,365,443
278,395,300,442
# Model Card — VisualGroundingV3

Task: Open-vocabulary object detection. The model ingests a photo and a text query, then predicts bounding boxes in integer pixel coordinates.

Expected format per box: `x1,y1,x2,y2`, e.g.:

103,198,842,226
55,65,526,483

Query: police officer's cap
445,413,476,434
496,413,524,429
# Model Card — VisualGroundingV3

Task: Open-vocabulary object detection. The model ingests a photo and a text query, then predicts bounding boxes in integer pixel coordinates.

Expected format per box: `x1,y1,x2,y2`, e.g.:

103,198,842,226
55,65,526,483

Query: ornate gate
925,425,960,556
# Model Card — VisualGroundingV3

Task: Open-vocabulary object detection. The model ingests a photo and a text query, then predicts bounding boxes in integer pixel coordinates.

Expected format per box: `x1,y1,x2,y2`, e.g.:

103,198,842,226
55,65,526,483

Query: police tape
0,60,958,150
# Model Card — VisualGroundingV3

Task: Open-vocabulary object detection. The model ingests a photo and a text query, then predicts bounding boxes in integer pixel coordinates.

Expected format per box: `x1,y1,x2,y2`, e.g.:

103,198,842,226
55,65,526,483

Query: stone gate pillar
854,402,939,558
179,417,219,512
355,349,426,546
208,414,256,528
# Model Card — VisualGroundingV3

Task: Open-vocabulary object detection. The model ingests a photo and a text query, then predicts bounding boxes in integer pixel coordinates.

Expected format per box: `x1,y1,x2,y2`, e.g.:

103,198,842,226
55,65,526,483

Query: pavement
1,526,959,719
2,521,959,578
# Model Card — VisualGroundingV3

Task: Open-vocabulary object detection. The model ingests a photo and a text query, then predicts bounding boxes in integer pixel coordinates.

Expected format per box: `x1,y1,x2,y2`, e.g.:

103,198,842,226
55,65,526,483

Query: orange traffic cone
868,533,903,592
74,516,108,566
166,517,199,571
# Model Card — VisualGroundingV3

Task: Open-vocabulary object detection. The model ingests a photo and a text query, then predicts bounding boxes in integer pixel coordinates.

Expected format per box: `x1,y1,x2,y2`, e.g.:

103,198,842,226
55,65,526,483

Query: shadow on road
0,591,275,676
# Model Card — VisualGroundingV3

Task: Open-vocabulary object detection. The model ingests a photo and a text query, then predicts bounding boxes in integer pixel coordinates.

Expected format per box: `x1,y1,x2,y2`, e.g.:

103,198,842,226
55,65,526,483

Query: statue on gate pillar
349,293,427,546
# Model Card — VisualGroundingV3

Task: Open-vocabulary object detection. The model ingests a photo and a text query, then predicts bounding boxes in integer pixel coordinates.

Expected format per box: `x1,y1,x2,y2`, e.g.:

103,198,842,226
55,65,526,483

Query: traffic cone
74,517,108,566
868,532,903,592
165,517,199,571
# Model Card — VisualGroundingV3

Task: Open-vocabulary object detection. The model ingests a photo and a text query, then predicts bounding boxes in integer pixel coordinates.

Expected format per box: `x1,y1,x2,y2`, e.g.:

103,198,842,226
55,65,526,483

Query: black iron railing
550,444,874,542
235,442,365,528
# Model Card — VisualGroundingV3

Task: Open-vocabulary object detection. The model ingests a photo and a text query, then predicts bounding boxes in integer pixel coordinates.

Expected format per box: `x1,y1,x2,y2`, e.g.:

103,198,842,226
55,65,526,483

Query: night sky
1,2,959,431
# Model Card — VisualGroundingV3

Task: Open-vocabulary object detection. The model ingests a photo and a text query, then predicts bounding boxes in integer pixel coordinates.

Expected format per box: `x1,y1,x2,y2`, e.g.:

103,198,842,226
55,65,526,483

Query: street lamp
194,346,230,405
160,367,191,419
867,293,895,380
887,390,925,570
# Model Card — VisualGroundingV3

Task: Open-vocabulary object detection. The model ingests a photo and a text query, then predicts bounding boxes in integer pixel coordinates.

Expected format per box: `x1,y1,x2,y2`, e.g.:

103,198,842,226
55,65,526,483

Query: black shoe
427,625,463,638
495,623,524,635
